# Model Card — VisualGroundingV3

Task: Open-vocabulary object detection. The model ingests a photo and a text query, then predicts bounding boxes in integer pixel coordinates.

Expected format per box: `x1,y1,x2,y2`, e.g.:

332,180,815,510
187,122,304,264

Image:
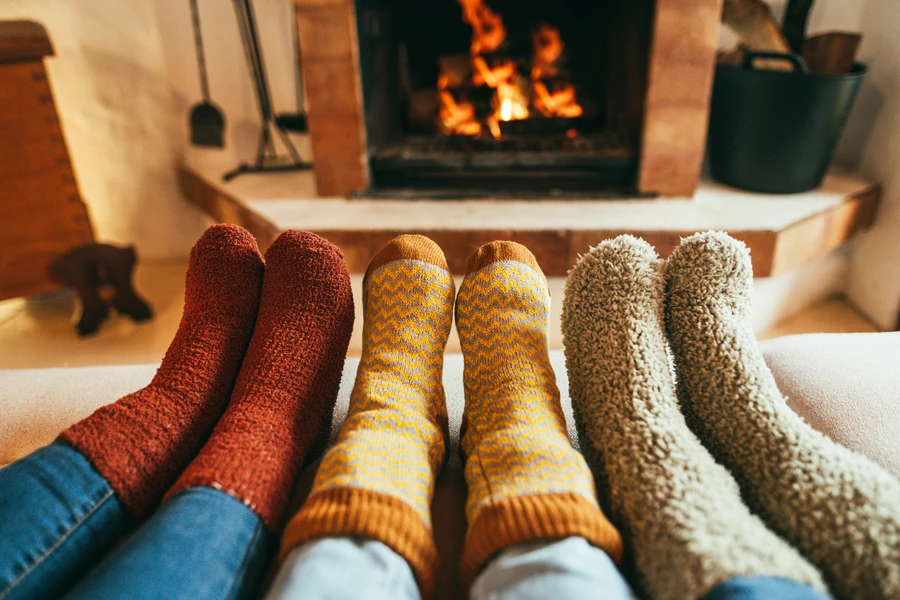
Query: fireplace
295,0,723,198
357,0,654,194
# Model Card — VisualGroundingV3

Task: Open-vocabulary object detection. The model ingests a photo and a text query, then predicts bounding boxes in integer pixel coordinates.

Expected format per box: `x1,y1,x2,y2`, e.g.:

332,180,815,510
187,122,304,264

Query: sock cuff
365,235,449,283
281,487,439,598
459,491,623,590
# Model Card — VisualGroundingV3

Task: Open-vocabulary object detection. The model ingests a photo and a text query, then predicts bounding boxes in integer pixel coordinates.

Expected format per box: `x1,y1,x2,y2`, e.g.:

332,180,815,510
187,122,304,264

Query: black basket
708,51,866,194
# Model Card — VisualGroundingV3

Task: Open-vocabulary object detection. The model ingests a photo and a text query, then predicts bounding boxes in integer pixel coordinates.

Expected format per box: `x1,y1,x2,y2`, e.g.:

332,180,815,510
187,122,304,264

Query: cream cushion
2,338,898,475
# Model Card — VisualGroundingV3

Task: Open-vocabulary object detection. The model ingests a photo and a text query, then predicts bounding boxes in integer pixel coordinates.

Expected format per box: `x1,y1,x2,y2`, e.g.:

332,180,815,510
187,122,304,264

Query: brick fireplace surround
180,0,879,289
295,0,723,197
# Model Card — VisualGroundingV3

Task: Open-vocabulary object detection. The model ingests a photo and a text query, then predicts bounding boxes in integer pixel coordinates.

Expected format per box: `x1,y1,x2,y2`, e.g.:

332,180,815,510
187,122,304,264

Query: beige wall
840,0,900,330
0,0,305,259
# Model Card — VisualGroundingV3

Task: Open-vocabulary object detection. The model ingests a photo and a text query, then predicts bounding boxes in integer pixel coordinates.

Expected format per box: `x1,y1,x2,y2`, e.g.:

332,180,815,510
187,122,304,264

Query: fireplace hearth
294,0,724,198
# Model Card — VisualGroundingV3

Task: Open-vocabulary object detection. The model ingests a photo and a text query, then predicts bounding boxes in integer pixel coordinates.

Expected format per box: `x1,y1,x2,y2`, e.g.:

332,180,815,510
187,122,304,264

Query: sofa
1,332,898,599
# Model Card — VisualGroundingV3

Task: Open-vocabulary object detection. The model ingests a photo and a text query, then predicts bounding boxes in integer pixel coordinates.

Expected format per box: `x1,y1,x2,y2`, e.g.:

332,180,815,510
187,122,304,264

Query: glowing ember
436,2,582,138
500,98,512,121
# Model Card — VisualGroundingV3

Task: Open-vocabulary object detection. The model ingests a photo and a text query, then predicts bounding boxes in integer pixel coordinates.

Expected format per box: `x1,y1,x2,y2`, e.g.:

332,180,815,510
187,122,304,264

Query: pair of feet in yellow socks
280,235,622,597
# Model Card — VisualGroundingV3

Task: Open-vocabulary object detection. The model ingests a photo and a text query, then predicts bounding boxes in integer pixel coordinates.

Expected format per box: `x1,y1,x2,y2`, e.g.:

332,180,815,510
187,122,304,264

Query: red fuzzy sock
60,224,264,519
166,231,355,530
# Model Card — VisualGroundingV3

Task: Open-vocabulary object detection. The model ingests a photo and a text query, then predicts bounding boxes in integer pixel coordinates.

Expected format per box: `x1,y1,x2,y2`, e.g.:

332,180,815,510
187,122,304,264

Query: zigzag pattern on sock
455,243,622,590
311,259,452,524
458,261,596,514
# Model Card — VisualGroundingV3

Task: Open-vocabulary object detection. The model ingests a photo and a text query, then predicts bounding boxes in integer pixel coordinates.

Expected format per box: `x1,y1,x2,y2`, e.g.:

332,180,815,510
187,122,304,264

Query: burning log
533,79,582,118
435,1,582,138
437,89,481,136
438,54,471,89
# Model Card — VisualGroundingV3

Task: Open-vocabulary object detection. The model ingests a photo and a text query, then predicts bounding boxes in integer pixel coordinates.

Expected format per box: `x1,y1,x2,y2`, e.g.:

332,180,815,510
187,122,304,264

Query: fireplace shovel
188,0,225,147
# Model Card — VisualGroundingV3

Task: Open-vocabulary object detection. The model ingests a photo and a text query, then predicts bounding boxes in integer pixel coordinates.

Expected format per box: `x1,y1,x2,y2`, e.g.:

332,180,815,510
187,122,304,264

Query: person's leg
63,487,269,600
0,225,263,600
665,231,900,600
0,441,130,600
471,537,633,600
63,231,355,600
267,538,419,600
561,235,826,600
60,224,264,520
279,235,455,599
454,241,623,592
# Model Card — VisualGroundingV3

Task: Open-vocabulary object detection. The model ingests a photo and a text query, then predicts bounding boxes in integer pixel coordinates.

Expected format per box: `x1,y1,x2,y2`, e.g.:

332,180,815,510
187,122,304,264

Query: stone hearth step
179,160,879,278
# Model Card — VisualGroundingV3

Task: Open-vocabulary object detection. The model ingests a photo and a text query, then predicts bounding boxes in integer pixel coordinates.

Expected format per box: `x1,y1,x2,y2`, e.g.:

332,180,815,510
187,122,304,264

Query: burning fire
437,1,583,138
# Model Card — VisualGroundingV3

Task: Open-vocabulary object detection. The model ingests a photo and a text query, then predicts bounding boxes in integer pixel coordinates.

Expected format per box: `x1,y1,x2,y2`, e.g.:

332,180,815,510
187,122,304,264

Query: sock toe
265,230,345,267
191,224,261,261
567,235,660,298
464,240,543,280
366,234,449,278
666,231,753,304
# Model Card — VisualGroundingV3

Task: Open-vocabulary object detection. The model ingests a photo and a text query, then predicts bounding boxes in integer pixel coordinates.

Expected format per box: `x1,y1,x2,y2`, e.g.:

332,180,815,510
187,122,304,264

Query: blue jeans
0,441,270,600
0,442,831,600
0,441,131,600
268,536,830,600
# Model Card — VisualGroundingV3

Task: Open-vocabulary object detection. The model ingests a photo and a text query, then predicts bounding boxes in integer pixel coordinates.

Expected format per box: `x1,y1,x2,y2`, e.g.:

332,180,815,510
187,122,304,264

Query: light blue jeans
267,536,633,600
268,536,830,600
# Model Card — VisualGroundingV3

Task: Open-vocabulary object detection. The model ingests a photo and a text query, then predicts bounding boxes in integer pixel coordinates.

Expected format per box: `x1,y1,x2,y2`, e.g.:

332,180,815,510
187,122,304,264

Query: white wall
0,1,208,258
152,0,307,165
839,0,900,330
1,0,304,259
718,0,900,329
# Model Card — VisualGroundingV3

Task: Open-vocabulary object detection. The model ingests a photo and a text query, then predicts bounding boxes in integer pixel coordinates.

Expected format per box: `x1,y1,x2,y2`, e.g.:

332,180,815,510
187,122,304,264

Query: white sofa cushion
2,337,898,479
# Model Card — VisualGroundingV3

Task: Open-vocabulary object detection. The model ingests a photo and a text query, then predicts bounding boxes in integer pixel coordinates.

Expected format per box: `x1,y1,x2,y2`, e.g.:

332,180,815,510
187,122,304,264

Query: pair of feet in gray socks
562,231,900,600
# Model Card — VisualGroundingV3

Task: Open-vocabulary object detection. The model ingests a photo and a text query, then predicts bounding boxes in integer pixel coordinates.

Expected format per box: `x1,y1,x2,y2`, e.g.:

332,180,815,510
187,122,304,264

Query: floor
0,260,880,370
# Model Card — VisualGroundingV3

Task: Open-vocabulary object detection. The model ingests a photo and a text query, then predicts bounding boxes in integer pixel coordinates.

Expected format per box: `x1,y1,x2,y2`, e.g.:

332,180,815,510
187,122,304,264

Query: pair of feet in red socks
61,225,354,531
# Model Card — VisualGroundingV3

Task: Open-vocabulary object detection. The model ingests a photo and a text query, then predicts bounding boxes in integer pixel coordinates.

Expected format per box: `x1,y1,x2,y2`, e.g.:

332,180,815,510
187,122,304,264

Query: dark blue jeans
0,441,270,600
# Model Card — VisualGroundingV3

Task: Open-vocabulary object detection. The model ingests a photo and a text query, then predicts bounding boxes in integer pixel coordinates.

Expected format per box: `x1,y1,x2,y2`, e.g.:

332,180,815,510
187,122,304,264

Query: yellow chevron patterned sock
455,241,623,589
280,235,454,598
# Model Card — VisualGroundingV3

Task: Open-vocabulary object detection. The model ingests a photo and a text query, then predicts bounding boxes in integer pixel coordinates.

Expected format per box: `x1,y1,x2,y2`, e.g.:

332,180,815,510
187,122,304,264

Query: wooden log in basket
803,32,862,75
721,0,794,71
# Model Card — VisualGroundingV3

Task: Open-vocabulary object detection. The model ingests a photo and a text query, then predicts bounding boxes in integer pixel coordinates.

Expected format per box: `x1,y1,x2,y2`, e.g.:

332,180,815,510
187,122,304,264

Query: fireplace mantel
294,0,724,197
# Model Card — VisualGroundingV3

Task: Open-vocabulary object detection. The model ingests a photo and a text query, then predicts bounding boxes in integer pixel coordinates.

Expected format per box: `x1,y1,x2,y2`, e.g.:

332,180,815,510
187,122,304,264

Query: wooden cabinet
0,21,94,300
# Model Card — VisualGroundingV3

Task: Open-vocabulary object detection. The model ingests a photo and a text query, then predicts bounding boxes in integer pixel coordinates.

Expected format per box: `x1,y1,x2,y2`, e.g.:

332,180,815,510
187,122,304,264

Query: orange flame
457,0,506,54
437,73,481,136
531,25,582,119
436,3,581,138
533,80,583,118
532,24,563,80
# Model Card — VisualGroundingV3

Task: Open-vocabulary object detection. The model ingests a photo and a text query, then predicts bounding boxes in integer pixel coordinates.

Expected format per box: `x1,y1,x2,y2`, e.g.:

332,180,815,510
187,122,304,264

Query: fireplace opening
355,0,656,196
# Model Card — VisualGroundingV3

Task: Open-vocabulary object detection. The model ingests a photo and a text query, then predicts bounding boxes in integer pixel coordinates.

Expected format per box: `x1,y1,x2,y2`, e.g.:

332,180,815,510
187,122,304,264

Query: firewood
438,54,472,89
722,0,795,71
717,45,748,67
407,89,439,128
803,32,862,75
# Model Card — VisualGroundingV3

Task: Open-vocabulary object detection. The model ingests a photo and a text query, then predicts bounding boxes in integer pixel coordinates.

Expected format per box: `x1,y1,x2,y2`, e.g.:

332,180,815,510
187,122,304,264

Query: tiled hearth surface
179,155,879,279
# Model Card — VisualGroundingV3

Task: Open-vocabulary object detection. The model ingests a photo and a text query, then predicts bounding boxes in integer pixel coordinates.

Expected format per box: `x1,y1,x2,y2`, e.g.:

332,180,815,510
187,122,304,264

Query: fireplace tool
188,0,225,147
224,0,311,181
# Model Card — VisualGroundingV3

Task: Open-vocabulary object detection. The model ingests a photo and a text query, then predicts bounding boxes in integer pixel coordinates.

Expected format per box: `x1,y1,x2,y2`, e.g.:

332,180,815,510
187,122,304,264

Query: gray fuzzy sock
562,235,826,600
665,230,900,600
